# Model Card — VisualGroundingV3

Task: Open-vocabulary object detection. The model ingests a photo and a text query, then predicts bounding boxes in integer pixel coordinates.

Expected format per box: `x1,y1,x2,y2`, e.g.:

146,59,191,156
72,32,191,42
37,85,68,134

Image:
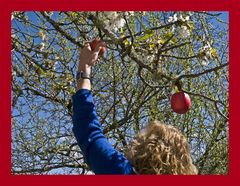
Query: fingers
83,42,91,50
79,42,91,52
93,41,106,53
83,41,91,47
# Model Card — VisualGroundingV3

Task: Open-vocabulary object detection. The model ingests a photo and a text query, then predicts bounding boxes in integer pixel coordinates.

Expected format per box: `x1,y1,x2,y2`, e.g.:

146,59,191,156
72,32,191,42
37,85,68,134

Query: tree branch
40,12,83,48
176,63,228,81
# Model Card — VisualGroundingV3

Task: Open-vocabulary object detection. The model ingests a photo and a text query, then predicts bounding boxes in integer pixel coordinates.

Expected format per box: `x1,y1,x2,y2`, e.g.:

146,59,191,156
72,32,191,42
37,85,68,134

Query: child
72,40,198,175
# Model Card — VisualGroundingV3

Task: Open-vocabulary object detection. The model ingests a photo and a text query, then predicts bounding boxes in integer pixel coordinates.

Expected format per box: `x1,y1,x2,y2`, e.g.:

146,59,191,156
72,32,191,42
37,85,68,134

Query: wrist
78,68,91,74
79,65,91,74
76,78,91,91
76,72,92,91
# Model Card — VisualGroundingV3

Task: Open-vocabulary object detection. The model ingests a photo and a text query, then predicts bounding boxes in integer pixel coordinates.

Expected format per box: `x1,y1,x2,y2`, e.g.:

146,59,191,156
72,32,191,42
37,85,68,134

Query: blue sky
11,11,229,174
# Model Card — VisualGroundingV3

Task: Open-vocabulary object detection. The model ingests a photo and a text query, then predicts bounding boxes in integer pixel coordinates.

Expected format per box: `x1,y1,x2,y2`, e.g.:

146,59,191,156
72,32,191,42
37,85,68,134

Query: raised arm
72,40,135,174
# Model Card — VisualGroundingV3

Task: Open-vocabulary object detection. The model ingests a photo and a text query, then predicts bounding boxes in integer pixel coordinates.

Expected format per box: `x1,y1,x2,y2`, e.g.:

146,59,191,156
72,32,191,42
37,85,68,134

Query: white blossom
177,26,190,39
53,61,60,71
143,54,154,62
36,42,45,52
39,43,45,51
43,33,49,41
171,25,176,32
202,57,209,66
168,14,178,23
104,11,118,20
179,15,185,22
168,13,191,38
103,12,126,32
105,22,114,31
115,18,125,29
185,16,190,21
168,13,190,23
38,31,47,41
173,14,178,22
42,35,46,41
55,55,60,60
205,50,212,58
168,16,173,23
199,42,211,55
199,42,212,66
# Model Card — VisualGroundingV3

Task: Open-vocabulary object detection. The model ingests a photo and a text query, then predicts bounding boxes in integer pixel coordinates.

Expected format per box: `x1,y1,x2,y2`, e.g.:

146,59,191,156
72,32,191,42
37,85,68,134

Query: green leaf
138,30,154,41
211,47,218,60
149,42,156,49
123,38,130,46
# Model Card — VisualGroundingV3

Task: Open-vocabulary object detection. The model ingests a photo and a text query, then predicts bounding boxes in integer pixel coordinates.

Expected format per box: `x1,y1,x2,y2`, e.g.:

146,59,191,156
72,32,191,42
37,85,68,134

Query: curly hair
127,120,198,175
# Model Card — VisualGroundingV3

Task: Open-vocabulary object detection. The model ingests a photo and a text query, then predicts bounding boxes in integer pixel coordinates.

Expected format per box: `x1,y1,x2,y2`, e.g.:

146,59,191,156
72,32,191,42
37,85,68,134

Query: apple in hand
90,39,106,55
171,91,191,114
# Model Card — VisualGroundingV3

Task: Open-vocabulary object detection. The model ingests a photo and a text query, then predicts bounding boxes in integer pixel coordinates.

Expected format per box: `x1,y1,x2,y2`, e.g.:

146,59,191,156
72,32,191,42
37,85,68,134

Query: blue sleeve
72,89,135,175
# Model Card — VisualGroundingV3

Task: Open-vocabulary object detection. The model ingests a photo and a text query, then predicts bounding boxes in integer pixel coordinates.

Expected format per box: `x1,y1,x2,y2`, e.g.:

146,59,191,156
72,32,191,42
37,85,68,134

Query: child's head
127,120,198,175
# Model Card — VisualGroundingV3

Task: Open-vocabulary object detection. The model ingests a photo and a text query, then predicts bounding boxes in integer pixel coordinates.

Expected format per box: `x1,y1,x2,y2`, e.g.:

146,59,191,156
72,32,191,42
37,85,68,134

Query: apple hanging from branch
171,91,191,114
171,80,191,114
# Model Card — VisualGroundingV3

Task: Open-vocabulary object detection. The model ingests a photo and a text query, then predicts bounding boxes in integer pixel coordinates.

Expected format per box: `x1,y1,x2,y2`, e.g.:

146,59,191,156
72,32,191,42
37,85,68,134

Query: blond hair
127,120,198,175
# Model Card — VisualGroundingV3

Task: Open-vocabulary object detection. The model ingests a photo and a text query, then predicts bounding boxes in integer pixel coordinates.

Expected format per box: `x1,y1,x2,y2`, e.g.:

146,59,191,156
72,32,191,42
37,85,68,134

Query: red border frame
1,0,239,185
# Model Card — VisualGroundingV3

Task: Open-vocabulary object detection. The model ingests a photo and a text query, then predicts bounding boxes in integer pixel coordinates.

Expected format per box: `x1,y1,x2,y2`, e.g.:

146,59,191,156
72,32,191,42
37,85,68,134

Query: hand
78,40,106,74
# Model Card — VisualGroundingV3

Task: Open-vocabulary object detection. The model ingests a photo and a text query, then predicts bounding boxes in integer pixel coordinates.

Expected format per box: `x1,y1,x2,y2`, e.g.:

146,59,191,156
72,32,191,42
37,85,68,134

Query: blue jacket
72,89,135,174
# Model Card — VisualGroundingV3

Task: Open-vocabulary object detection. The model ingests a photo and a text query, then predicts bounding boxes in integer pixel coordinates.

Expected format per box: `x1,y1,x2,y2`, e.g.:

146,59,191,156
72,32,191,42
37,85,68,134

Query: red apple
171,91,191,114
90,39,106,55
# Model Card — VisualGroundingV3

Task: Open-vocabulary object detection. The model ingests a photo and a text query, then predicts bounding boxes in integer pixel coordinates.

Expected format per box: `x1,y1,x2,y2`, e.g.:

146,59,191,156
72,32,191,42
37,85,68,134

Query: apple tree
11,11,228,174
